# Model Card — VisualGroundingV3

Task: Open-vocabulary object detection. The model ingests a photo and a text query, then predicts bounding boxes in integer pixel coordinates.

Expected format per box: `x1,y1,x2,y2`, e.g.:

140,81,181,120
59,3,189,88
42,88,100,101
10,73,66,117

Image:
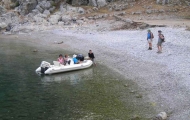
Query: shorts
147,39,152,43
157,39,163,46
91,58,95,64
157,42,163,46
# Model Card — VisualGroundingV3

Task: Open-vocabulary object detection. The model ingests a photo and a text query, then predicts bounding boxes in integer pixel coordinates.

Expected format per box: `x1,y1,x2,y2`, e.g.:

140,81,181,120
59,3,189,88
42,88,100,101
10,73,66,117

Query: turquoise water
0,36,155,120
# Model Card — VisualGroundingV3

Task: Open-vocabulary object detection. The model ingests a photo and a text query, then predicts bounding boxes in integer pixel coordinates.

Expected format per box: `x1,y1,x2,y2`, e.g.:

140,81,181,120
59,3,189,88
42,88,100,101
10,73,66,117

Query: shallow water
0,35,155,120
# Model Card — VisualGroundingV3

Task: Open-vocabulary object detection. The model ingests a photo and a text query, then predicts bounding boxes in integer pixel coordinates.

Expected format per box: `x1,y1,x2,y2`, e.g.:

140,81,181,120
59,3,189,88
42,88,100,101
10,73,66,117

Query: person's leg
148,40,150,49
157,46,162,53
149,42,152,50
160,45,162,52
68,60,71,65
148,40,152,50
157,44,160,52
92,59,96,66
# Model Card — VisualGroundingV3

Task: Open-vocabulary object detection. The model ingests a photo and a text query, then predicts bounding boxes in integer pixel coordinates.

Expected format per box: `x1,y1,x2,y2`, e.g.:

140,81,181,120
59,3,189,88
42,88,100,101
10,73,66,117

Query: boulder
0,5,6,16
66,4,78,12
76,20,84,25
43,10,50,16
89,0,97,7
60,3,67,13
39,1,52,10
53,0,61,3
58,21,64,26
0,22,7,29
146,9,152,14
18,0,38,15
92,7,99,11
159,9,165,13
61,15,71,23
36,5,44,13
48,14,61,25
125,19,133,23
97,0,107,8
1,0,12,9
6,23,12,31
36,13,48,18
139,23,148,29
49,6,56,13
77,7,85,14
34,15,46,23
0,12,19,25
72,0,88,5
32,9,41,15
112,3,128,11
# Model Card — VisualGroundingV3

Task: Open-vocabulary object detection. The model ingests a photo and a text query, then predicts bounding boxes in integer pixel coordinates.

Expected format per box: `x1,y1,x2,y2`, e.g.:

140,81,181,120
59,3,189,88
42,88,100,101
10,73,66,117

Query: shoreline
1,24,190,119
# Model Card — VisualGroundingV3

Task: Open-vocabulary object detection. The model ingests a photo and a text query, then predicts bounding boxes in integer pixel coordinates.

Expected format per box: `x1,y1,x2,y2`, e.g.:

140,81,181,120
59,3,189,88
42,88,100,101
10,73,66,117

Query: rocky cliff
0,0,189,32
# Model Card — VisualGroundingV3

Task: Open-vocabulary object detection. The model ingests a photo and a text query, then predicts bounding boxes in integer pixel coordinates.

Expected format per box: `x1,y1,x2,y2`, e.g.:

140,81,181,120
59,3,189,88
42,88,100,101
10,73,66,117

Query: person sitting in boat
64,54,71,65
73,54,81,64
57,54,64,64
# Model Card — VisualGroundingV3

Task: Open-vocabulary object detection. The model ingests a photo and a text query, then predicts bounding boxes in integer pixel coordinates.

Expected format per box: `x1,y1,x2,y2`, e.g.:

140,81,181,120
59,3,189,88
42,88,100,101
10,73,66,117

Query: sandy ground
1,19,190,120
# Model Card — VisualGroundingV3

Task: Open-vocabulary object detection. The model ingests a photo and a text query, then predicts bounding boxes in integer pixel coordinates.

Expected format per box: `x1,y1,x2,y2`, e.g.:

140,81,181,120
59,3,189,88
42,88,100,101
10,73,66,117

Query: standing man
88,50,96,66
147,29,154,50
157,30,165,53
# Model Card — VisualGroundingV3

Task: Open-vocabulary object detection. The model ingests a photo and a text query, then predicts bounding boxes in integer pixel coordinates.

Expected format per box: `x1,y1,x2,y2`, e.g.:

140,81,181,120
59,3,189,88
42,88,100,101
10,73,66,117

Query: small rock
153,112,167,120
57,41,64,44
33,49,38,52
130,90,136,93
124,84,128,87
131,115,140,120
135,94,143,98
146,9,152,14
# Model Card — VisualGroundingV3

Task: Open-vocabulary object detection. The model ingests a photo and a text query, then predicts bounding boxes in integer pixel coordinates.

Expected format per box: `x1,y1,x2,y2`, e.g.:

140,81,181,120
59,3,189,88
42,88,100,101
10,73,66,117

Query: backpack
151,32,154,38
161,34,165,42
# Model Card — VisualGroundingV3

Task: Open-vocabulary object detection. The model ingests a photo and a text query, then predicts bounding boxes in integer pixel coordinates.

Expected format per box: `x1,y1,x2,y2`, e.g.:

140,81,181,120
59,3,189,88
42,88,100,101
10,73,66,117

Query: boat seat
53,61,61,66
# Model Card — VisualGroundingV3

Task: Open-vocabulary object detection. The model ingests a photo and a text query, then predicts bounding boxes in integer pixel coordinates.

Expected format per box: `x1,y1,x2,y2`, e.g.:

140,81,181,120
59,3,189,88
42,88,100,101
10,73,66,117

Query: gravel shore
2,23,190,119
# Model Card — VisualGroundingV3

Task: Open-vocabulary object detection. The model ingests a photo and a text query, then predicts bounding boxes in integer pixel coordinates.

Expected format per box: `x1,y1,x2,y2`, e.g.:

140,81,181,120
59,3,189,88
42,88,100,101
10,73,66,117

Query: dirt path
135,19,190,28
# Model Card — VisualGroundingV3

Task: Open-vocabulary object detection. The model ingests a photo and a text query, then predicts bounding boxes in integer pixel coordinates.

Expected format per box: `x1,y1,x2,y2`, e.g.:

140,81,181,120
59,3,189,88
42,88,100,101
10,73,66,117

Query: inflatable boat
35,58,93,75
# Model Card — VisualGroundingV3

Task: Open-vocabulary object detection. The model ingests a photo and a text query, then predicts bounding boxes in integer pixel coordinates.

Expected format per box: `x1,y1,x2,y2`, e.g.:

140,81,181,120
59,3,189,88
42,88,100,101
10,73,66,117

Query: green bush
15,1,20,7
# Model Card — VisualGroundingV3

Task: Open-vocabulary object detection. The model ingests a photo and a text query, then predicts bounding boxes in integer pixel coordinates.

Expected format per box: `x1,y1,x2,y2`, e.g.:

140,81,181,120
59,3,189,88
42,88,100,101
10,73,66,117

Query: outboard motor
40,61,51,74
76,54,84,61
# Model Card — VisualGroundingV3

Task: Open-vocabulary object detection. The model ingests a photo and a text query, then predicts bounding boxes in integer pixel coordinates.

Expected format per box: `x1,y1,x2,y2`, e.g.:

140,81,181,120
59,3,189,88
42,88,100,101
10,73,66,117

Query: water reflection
41,68,93,85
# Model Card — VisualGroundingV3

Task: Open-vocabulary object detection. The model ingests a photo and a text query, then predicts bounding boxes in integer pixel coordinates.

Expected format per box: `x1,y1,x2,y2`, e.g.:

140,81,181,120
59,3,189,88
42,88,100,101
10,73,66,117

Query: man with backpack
147,29,154,50
157,30,165,53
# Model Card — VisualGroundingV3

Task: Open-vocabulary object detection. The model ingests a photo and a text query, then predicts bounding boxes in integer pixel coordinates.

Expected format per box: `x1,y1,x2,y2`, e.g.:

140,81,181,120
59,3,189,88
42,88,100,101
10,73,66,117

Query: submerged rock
153,112,167,120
